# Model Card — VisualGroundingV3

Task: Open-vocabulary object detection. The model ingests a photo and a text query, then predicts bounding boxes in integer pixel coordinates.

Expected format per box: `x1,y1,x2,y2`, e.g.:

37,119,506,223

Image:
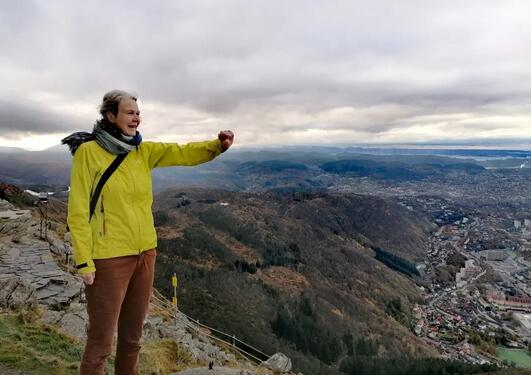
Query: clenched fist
218,130,234,152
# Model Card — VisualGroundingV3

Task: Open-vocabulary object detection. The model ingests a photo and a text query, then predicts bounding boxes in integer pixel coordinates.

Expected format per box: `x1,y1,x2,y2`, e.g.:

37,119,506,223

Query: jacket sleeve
146,139,223,169
67,144,96,274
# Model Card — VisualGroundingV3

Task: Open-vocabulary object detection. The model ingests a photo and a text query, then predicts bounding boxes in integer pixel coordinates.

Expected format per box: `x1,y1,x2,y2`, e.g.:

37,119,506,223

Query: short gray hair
99,89,137,118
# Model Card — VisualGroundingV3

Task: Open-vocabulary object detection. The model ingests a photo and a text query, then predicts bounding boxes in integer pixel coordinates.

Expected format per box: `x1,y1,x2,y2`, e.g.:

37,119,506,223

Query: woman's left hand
218,130,234,152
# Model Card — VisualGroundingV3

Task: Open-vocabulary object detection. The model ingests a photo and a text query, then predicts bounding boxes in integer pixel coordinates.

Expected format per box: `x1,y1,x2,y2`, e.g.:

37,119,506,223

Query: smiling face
106,98,141,136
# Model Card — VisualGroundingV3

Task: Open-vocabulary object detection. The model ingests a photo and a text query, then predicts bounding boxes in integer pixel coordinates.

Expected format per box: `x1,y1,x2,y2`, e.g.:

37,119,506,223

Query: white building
456,259,480,287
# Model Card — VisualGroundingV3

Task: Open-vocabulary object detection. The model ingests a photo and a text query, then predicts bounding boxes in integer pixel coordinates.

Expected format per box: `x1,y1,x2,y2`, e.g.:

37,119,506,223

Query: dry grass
140,339,201,375
249,266,309,297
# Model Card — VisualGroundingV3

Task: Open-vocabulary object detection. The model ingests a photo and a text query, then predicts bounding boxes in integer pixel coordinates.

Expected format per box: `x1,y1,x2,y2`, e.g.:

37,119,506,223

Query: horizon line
4,142,531,153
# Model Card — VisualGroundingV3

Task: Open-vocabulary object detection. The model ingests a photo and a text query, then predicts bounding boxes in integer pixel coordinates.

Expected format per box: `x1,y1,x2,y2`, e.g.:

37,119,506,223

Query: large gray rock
262,352,292,373
0,276,37,310
49,238,67,256
0,210,33,242
0,199,14,210
41,302,88,341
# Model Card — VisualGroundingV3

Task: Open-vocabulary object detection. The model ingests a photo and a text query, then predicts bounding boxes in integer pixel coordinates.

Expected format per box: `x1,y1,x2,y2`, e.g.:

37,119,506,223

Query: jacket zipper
101,196,106,236
130,154,141,254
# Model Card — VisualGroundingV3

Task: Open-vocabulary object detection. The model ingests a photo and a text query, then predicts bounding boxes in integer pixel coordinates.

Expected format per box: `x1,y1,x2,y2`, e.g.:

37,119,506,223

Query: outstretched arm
147,130,234,169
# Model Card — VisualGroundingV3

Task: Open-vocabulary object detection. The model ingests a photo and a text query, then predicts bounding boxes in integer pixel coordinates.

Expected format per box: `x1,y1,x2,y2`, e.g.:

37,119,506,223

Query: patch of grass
497,347,531,369
0,313,83,374
139,339,200,375
0,314,200,375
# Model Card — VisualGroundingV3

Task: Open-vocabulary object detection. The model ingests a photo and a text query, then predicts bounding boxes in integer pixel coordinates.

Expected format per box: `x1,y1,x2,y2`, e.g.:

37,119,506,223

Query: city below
407,200,530,367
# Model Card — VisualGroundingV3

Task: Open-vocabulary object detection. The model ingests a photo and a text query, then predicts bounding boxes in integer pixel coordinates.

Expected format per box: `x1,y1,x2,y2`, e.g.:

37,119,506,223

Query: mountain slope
152,188,436,375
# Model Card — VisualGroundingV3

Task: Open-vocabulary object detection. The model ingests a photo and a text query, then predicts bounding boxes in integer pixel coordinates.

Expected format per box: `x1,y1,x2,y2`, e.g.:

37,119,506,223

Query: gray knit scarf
62,121,142,155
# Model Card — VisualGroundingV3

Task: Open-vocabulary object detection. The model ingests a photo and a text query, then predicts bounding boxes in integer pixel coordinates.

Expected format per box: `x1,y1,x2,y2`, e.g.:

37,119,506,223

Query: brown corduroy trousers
79,249,156,375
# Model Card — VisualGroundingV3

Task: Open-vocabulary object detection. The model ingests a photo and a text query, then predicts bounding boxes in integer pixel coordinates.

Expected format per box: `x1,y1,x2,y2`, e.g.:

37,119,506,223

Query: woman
63,90,234,374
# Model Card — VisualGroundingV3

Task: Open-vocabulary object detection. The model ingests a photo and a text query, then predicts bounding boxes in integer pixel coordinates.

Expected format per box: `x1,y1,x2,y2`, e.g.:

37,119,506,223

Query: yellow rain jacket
67,139,223,274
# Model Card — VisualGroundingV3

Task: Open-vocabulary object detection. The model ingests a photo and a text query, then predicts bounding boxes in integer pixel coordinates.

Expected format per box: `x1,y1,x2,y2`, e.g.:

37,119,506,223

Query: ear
106,111,116,123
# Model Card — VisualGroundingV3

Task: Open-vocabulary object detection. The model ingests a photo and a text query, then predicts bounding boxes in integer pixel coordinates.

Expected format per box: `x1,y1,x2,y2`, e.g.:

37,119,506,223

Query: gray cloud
1,1,531,147
0,100,83,134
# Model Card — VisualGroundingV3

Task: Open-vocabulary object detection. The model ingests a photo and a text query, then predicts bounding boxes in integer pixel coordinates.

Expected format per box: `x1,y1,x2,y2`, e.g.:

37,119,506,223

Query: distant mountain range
0,144,529,192
0,146,27,153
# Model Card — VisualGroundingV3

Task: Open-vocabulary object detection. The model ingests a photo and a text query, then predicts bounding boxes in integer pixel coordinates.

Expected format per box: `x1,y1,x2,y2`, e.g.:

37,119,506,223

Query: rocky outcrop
0,244,81,306
0,201,80,305
0,209,32,238
0,198,15,210
0,276,36,310
143,314,237,365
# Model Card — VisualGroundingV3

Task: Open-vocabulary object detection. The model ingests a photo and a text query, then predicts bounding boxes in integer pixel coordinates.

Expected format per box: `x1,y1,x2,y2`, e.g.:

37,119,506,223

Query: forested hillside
152,188,436,374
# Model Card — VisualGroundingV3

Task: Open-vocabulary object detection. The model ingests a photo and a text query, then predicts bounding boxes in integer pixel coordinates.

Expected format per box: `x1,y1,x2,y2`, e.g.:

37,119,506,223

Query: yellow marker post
172,273,179,321
172,274,178,288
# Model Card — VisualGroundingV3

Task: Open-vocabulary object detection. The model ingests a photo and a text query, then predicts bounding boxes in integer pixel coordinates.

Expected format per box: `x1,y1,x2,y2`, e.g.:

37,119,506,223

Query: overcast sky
1,0,531,150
